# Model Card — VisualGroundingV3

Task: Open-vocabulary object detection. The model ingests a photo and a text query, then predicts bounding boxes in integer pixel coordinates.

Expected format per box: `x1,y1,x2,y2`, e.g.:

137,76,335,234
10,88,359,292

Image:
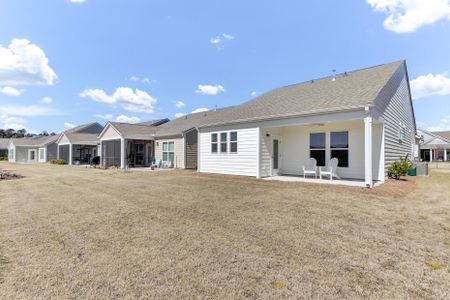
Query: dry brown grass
0,162,449,299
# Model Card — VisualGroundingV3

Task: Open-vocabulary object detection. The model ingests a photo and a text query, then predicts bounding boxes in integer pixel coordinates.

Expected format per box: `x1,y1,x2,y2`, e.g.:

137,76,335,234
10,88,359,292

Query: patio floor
263,175,381,187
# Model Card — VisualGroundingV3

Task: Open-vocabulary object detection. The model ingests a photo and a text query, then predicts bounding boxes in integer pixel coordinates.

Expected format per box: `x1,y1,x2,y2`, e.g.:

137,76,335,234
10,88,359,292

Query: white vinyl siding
199,127,258,176
374,64,415,170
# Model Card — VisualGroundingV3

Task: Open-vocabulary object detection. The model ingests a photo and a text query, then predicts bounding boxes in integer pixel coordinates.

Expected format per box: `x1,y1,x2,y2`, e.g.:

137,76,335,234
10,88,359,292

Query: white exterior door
272,136,282,176
38,148,46,163
28,149,37,163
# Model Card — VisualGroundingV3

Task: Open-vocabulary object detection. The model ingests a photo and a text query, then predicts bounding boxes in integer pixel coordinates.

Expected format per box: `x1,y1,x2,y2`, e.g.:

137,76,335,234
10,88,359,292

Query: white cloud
195,84,226,95
251,91,258,97
69,0,86,3
410,72,450,99
0,115,27,130
94,113,114,120
94,113,140,123
41,96,53,104
115,115,141,123
426,115,450,131
367,0,450,33
0,105,59,117
80,87,157,113
1,86,24,96
191,108,209,114
64,122,76,129
174,112,186,118
0,38,57,85
210,33,234,50
129,76,156,84
175,100,185,108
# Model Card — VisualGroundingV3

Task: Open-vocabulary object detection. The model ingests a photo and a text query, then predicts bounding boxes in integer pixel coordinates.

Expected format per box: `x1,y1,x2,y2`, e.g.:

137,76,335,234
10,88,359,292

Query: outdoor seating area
302,157,341,181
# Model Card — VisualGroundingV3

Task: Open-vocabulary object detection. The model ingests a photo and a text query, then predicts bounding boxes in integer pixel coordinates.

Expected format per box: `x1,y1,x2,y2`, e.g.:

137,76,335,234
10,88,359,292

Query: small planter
407,167,416,176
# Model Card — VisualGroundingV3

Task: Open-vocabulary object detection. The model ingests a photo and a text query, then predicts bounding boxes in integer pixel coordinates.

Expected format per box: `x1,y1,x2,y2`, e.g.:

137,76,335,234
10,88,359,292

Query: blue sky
1,0,450,133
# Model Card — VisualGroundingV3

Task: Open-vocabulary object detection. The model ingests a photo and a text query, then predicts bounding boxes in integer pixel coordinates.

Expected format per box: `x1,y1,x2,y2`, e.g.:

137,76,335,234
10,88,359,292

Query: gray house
194,60,417,187
98,119,169,168
8,135,60,164
56,122,104,165
417,129,450,161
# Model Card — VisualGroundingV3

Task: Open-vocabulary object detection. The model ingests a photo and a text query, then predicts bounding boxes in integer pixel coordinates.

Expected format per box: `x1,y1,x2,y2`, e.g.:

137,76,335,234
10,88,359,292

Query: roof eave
198,105,367,129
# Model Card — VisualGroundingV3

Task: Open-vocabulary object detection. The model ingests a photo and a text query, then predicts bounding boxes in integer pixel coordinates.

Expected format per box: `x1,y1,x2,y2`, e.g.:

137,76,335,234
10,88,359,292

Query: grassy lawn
0,162,449,299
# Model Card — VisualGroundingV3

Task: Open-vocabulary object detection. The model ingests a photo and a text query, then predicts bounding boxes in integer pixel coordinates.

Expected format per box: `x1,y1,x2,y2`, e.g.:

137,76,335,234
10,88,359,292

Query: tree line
0,129,57,138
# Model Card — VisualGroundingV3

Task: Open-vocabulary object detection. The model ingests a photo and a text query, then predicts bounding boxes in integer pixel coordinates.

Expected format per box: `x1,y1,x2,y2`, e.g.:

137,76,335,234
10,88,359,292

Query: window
211,133,218,153
162,141,174,162
220,132,227,153
230,131,237,153
310,133,326,166
331,131,349,167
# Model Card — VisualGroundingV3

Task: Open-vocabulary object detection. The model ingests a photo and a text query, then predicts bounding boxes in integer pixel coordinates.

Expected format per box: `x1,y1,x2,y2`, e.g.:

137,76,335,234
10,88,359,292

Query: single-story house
153,108,235,169
8,134,60,164
0,138,10,158
193,60,416,187
417,129,450,161
98,119,169,168
56,122,104,165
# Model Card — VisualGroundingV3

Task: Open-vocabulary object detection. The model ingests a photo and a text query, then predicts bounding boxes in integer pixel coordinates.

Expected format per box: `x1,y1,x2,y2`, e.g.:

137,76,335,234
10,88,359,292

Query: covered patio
257,116,385,188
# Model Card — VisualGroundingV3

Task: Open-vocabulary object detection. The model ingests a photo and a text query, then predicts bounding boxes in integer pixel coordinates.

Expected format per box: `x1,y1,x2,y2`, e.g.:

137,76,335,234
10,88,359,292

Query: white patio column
444,149,447,161
430,149,433,162
364,117,373,188
69,143,73,165
120,138,126,169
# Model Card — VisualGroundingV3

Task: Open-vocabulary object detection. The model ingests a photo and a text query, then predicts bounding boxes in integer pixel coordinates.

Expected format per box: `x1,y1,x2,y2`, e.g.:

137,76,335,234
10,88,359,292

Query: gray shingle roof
0,138,10,149
110,122,159,140
154,107,238,137
432,131,450,142
62,123,103,144
12,134,61,147
155,60,404,134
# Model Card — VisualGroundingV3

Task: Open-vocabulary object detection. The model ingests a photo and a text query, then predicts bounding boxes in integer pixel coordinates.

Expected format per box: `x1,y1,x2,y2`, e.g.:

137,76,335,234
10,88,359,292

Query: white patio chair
302,158,317,179
319,158,341,181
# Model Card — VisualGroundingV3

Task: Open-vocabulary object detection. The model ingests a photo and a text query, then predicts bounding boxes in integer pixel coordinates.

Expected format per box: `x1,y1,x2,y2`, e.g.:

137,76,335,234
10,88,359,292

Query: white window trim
229,131,238,154
309,130,350,168
162,141,175,162
220,132,228,153
211,133,218,154
330,131,349,168
309,131,326,167
210,131,239,154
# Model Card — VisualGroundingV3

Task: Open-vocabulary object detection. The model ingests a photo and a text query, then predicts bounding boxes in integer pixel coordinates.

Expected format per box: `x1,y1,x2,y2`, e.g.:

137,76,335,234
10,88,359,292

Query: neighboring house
417,129,450,161
194,60,416,187
153,108,235,169
0,138,10,158
8,135,60,164
98,119,169,168
56,122,104,165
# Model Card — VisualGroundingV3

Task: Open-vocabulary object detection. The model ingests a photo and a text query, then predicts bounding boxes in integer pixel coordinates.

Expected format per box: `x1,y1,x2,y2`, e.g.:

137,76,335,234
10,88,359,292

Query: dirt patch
370,176,418,197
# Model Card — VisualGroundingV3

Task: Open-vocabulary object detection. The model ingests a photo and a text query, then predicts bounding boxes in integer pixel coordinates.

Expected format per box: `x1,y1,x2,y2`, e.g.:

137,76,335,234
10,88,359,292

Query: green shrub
387,155,412,180
0,155,8,161
49,159,66,165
